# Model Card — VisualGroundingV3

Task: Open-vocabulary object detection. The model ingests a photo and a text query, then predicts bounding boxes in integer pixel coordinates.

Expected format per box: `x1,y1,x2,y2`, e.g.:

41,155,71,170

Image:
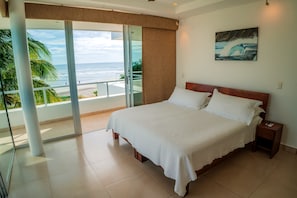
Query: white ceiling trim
175,0,224,15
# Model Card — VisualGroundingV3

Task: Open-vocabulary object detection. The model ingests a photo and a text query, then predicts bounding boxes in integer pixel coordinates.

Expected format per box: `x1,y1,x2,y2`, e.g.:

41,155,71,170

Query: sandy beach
55,81,126,98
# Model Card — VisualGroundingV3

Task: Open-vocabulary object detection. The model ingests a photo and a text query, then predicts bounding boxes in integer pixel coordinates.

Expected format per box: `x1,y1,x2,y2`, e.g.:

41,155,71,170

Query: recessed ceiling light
172,2,178,6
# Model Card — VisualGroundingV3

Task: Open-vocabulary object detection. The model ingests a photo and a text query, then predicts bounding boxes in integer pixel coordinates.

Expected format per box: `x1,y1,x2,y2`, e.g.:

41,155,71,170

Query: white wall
176,0,297,148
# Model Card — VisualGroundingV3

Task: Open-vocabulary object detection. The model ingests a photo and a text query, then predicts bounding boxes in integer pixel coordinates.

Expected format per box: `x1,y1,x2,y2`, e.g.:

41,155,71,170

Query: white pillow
254,106,265,116
205,89,262,125
168,86,211,109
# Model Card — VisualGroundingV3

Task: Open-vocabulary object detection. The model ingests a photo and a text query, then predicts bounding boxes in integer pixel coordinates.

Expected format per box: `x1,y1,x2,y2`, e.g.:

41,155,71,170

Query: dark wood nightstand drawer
257,128,274,140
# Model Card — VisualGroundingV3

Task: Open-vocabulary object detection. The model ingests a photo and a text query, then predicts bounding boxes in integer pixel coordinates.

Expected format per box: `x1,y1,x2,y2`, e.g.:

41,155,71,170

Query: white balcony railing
0,80,127,129
3,79,125,107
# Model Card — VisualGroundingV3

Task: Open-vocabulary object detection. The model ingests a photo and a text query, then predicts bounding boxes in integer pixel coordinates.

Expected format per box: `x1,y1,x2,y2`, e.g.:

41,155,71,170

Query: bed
106,82,269,197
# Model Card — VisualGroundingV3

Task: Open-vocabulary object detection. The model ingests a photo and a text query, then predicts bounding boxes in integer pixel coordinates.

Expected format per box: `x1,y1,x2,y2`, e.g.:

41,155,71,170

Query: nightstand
255,121,283,158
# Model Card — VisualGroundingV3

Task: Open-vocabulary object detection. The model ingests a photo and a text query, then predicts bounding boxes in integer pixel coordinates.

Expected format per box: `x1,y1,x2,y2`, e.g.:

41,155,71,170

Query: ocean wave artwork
215,27,258,61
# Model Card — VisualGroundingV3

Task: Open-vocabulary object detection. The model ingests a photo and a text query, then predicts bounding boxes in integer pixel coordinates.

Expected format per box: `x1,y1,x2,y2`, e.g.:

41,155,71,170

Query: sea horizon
47,62,124,86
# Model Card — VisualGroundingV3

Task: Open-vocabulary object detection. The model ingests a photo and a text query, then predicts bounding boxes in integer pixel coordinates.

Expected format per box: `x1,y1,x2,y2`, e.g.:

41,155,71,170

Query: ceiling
24,0,262,19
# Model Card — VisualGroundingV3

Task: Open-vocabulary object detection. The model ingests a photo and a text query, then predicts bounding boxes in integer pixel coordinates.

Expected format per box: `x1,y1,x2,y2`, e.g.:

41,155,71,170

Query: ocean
47,62,124,86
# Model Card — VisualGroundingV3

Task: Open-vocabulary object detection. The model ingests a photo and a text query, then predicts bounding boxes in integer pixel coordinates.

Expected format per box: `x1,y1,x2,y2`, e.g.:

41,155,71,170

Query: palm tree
0,29,60,109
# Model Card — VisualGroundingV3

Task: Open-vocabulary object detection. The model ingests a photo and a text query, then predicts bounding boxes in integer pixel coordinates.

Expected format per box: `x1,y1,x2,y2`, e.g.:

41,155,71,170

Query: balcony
0,80,133,147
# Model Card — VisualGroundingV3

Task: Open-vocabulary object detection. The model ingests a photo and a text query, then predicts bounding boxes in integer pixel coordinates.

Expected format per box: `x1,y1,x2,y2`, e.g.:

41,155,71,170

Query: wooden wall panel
0,0,7,17
142,28,176,104
21,3,178,31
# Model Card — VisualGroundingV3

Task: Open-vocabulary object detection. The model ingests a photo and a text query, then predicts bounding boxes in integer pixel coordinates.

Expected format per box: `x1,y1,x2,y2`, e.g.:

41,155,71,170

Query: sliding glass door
0,19,77,146
123,25,143,107
0,71,15,195
72,22,126,132
25,20,76,141
1,19,143,144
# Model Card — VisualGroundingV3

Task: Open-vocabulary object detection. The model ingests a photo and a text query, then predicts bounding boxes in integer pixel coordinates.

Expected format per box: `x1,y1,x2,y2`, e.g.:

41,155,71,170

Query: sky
27,29,127,65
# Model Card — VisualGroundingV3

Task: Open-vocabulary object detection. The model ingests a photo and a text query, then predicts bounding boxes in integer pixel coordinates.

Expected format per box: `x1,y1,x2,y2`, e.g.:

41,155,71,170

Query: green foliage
0,29,60,109
33,80,61,105
120,74,125,79
59,95,71,102
0,30,14,68
31,59,58,80
119,59,142,80
132,59,142,71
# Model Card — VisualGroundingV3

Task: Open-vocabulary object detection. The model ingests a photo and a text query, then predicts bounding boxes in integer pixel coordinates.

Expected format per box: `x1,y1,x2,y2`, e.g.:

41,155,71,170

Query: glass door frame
123,25,142,107
123,25,134,107
0,71,15,193
64,21,82,135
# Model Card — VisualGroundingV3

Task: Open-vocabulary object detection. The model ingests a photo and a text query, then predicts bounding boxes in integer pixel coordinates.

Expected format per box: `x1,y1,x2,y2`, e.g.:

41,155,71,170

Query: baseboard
80,106,125,117
280,144,297,154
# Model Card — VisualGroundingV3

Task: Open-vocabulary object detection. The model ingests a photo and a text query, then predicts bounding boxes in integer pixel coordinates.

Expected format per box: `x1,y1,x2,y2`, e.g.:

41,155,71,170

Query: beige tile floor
8,130,297,198
10,109,116,147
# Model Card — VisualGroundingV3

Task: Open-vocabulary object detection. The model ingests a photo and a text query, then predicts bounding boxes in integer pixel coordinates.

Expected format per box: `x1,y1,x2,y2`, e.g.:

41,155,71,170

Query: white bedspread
106,101,259,196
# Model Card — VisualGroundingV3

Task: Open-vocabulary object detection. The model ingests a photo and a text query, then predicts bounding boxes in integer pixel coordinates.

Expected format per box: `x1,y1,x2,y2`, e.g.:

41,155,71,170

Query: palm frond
32,79,61,104
1,30,61,106
30,59,58,80
28,37,52,61
0,30,14,69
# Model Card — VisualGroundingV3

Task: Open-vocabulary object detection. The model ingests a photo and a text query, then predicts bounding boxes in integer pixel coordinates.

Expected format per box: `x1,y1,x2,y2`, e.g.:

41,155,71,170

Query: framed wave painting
215,27,258,61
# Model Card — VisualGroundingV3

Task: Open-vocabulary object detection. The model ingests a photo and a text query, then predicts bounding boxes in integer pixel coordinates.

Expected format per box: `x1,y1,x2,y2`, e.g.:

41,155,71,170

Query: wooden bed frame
112,82,270,196
185,82,269,119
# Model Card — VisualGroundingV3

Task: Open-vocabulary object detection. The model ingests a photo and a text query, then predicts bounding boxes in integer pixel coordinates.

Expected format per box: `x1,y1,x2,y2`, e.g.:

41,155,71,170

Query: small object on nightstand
265,122,274,127
256,120,283,158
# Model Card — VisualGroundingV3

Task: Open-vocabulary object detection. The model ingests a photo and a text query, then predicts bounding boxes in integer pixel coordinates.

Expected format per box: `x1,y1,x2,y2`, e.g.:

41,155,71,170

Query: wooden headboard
186,82,270,119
